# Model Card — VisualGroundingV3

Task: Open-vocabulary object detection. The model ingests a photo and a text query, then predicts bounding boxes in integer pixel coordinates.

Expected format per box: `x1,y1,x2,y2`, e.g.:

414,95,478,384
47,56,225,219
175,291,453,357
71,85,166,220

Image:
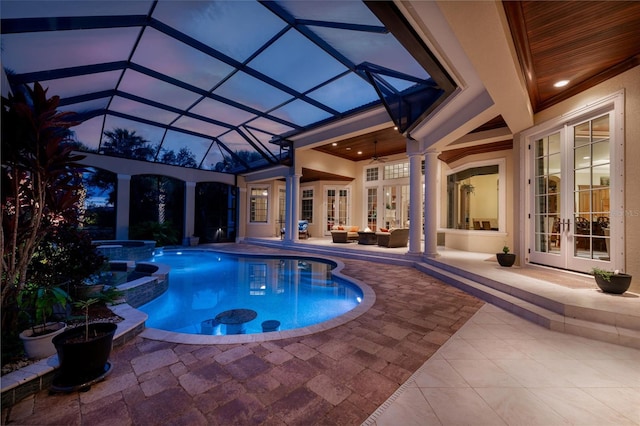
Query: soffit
503,0,640,113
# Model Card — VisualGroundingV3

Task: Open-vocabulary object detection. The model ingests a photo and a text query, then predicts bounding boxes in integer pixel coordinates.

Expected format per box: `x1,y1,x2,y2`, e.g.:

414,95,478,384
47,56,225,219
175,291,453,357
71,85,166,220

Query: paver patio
3,246,483,425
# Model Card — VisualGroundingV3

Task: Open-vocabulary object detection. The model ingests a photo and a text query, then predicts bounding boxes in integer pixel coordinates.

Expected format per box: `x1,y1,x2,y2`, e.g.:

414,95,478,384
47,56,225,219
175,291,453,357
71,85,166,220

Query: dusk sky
2,0,431,170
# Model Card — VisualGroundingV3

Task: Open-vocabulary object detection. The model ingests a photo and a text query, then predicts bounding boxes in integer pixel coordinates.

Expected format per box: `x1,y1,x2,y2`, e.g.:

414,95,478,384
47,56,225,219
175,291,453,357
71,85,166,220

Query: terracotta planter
19,322,67,359
496,253,516,267
594,273,632,294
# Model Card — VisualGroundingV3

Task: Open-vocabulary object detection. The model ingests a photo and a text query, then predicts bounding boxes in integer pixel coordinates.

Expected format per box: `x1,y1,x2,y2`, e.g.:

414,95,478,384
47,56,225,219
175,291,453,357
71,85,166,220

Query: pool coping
139,249,377,344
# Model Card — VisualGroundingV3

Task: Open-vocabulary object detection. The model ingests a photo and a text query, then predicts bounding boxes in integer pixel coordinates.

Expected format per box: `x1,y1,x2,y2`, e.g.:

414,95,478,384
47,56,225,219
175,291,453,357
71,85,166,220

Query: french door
325,187,349,234
530,113,616,272
382,185,409,229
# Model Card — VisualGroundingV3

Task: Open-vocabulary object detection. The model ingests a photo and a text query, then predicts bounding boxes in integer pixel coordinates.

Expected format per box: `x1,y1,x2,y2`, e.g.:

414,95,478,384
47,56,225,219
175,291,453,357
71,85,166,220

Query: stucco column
284,173,301,242
408,152,423,255
115,174,131,240
423,149,440,258
183,181,196,240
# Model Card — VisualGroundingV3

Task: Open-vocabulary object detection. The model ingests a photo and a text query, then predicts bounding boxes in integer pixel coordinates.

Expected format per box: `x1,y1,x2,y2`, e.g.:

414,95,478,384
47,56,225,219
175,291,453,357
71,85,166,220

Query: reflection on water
138,250,362,335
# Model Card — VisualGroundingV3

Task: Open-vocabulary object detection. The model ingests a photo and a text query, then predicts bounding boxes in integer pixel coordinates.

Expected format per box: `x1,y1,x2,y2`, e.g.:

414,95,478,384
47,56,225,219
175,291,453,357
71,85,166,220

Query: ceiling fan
370,140,388,164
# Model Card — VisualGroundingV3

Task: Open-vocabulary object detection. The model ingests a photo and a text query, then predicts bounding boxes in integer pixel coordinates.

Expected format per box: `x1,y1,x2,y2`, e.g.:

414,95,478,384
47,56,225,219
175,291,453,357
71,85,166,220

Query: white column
183,181,196,241
408,152,423,255
115,174,131,240
284,173,301,242
423,149,440,258
284,176,291,241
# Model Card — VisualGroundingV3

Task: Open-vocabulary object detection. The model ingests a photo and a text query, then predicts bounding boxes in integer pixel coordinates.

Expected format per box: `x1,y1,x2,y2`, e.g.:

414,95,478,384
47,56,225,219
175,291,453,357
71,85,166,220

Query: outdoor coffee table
215,308,257,334
357,231,377,245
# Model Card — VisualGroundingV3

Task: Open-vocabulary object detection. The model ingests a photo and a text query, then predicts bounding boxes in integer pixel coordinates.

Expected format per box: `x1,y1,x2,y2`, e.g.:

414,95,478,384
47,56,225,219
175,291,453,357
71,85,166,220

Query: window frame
249,185,269,223
301,187,314,222
445,158,506,232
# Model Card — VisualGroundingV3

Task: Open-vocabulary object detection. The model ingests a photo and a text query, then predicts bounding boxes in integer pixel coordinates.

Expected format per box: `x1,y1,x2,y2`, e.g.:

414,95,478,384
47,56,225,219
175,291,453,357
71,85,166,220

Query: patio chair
376,228,409,248
298,220,309,239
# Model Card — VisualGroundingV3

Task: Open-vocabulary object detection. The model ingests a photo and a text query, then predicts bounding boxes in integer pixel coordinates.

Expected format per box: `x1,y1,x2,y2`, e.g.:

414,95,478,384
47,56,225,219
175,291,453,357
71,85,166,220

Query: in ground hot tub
93,240,156,261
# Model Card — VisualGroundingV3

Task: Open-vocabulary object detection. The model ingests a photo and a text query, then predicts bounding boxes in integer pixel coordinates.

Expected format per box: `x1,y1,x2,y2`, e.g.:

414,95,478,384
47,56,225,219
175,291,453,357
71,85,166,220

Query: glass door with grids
325,188,349,234
530,113,615,271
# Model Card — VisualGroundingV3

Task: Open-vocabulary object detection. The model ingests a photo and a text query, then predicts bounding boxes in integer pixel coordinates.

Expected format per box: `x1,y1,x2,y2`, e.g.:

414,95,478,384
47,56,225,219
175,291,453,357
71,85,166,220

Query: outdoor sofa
330,225,360,243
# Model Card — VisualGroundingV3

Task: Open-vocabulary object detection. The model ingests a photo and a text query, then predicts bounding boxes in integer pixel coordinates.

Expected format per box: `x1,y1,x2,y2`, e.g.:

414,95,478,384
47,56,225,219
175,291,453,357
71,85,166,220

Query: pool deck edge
1,303,147,407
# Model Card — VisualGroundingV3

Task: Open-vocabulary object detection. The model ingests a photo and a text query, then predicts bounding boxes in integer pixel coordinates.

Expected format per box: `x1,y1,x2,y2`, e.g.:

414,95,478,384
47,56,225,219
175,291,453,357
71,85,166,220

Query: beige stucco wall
534,66,640,292
243,180,280,239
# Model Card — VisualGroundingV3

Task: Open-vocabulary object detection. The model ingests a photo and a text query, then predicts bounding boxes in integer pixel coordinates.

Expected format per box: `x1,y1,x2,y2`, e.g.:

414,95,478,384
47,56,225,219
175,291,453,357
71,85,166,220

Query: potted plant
17,284,70,359
51,298,117,392
496,246,516,267
591,267,632,294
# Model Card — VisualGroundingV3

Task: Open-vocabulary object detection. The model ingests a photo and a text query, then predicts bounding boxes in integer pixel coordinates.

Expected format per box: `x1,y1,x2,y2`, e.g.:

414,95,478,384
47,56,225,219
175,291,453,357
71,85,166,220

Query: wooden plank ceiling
306,0,640,180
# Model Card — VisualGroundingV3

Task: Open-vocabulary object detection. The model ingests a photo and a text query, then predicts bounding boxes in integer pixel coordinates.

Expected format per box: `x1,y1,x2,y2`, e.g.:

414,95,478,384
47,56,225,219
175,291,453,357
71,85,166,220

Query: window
383,162,409,179
250,187,268,222
249,264,266,295
301,189,313,222
447,165,500,231
366,167,379,181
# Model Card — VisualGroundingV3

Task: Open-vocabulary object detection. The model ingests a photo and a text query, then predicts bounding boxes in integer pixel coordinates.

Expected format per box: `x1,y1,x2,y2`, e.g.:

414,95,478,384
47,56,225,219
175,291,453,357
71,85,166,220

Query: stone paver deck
3,245,483,425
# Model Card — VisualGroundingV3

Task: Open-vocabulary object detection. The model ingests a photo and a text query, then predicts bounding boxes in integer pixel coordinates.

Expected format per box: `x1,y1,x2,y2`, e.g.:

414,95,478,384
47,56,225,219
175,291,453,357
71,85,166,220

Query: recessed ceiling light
332,142,337,146
346,147,351,150
357,151,362,155
554,80,570,88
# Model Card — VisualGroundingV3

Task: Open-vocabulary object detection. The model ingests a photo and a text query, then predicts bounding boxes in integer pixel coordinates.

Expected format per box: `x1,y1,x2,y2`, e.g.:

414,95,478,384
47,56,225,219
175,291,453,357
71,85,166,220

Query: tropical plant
1,82,84,333
100,128,156,160
213,149,262,172
129,220,180,246
160,147,197,168
28,222,107,291
17,284,70,334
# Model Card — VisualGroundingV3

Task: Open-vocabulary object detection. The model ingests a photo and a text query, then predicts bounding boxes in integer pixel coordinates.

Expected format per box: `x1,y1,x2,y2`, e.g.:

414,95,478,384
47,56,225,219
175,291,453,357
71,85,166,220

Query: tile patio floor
3,243,639,425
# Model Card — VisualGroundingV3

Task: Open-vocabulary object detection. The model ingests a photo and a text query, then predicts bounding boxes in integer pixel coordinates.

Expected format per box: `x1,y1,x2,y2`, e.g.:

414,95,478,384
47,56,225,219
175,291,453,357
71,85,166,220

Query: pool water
138,250,363,335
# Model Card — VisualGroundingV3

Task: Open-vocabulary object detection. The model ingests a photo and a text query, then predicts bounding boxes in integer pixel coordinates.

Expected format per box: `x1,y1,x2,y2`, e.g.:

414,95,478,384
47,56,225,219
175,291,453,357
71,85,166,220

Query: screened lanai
1,0,455,174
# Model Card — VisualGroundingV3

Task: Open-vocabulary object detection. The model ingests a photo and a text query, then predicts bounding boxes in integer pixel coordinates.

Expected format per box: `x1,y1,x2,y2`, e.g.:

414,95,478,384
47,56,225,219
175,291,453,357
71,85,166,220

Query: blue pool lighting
138,250,364,336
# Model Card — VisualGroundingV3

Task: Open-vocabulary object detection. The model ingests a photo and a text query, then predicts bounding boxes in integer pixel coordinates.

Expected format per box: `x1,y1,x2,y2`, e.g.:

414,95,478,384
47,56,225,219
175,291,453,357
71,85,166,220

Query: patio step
415,261,640,349
244,239,640,349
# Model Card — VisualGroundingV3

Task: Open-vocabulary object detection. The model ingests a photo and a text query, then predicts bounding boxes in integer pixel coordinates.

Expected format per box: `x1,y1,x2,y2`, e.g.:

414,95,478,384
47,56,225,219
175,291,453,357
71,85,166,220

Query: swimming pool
138,250,366,336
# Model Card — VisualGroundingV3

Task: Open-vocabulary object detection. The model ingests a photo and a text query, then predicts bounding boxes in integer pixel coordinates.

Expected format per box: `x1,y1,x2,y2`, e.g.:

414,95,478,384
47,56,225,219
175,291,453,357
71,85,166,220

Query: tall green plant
73,298,99,342
1,82,84,333
17,284,70,332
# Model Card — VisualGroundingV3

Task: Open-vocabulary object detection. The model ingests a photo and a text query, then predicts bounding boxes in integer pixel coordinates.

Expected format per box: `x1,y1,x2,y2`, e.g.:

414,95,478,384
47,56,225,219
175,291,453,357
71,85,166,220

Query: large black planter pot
52,322,117,392
496,253,516,267
594,273,632,294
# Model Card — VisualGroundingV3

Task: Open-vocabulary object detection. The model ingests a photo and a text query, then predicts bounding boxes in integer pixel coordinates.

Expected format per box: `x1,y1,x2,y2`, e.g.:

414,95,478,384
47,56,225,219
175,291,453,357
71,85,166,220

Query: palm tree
100,128,155,161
